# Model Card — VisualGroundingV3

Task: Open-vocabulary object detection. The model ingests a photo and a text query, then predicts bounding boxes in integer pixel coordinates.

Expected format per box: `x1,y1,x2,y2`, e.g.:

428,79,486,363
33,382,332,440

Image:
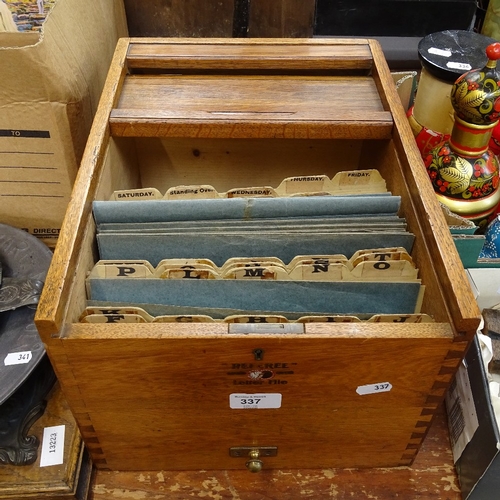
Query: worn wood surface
123,0,315,38
123,0,234,37
89,404,461,499
248,0,316,37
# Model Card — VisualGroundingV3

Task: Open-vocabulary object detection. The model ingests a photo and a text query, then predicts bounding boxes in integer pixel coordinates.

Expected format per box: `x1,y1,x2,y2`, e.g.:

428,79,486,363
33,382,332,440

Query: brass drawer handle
245,450,263,473
229,446,277,473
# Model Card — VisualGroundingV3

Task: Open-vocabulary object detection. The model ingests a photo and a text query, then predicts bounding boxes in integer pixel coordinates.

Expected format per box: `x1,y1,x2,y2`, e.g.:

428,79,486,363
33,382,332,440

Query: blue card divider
87,279,422,316
96,232,415,267
92,194,400,224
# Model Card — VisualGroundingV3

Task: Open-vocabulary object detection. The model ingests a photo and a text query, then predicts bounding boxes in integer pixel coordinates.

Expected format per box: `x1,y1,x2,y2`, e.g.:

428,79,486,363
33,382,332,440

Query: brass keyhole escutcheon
245,449,263,473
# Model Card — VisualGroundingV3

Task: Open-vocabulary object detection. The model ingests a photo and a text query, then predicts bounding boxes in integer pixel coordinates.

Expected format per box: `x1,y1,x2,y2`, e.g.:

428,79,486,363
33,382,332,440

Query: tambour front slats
110,74,393,139
125,38,374,71
111,38,389,139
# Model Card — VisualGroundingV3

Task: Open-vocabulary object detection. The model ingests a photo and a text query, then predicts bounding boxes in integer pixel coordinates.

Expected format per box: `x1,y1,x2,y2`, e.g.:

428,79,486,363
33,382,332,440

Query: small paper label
356,382,392,395
445,363,478,462
40,425,65,467
230,393,282,409
428,47,452,57
4,351,32,366
447,61,472,71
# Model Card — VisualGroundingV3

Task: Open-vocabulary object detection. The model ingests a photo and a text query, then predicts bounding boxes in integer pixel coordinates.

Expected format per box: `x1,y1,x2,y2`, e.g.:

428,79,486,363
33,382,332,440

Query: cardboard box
0,0,128,248
446,333,500,499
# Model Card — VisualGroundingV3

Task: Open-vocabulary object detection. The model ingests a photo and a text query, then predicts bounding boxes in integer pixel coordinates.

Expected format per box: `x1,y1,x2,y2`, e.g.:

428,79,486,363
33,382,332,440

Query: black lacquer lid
418,30,496,82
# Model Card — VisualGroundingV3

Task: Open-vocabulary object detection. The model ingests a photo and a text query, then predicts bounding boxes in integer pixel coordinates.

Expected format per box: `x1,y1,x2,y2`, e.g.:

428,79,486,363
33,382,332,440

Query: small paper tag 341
4,351,32,366
40,425,65,467
356,382,392,395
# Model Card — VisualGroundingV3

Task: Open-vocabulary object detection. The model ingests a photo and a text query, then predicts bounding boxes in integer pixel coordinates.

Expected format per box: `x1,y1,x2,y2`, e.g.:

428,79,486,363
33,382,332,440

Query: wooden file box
35,38,481,471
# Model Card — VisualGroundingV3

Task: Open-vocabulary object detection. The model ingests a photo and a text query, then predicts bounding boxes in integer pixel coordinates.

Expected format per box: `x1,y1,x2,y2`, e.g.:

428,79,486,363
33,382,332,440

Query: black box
315,0,477,37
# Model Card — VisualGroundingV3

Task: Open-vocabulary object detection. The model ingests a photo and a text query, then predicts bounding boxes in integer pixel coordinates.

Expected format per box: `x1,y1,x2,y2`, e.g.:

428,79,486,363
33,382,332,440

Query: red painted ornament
426,43,500,225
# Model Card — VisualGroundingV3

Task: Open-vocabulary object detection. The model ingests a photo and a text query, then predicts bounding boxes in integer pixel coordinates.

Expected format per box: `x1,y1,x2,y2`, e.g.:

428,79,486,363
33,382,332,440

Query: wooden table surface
89,404,461,500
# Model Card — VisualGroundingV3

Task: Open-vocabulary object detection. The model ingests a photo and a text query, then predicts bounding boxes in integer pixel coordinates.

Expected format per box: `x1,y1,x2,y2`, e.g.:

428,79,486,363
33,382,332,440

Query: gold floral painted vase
412,30,495,158
424,43,500,226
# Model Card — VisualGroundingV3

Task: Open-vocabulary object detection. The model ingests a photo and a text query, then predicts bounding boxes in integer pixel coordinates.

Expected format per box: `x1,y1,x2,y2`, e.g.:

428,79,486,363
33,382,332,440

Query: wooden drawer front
88,406,430,470
52,331,465,470
60,334,455,411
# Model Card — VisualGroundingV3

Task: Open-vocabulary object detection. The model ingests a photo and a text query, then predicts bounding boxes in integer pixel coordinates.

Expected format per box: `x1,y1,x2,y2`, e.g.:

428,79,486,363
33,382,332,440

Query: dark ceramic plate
0,224,52,404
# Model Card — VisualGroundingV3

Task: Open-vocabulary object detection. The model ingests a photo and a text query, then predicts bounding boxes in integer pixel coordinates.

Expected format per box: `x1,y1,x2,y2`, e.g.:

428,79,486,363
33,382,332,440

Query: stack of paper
86,172,428,322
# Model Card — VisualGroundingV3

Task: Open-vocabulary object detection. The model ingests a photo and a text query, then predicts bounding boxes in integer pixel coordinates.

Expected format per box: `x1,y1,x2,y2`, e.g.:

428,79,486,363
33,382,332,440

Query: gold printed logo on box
247,369,275,381
225,362,296,385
